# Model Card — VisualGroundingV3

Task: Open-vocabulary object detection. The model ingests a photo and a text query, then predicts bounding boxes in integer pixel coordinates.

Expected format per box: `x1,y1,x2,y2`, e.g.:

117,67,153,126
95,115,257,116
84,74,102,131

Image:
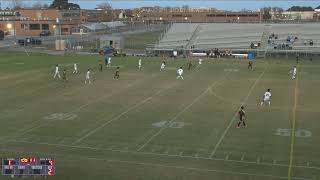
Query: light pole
7,22,16,45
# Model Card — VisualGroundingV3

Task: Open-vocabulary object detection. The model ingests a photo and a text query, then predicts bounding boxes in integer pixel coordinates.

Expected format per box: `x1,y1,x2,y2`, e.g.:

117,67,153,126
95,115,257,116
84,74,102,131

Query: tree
11,0,24,10
261,7,272,20
261,7,284,20
96,2,112,10
50,0,80,10
32,1,49,9
272,7,284,12
96,2,113,21
68,3,80,10
164,6,172,12
287,6,313,11
182,5,189,12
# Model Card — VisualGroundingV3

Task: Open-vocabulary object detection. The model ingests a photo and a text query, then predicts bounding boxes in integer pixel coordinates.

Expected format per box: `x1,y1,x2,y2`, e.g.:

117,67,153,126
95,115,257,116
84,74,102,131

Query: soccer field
0,53,319,180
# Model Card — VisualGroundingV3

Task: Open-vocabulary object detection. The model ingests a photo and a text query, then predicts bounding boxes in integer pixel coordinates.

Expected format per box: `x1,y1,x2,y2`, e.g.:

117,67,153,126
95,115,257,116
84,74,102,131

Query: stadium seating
155,23,320,53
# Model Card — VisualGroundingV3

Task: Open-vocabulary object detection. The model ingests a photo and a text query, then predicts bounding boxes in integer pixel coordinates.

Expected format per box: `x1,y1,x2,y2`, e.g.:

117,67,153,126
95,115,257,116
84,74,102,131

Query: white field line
0,147,310,180
6,139,320,171
72,96,153,145
72,67,205,145
137,72,231,151
209,69,266,158
8,79,142,139
9,61,205,140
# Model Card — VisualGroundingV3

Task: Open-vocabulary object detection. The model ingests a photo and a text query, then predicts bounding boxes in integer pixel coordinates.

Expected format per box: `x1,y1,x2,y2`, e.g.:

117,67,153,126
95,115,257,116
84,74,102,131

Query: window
62,28,69,32
21,24,29,30
29,24,40,30
172,14,183,17
41,24,49,30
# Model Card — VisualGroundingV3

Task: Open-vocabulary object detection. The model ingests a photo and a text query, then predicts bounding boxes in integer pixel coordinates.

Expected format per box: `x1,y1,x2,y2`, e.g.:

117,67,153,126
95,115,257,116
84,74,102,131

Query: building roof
102,21,126,28
82,22,107,31
81,21,126,31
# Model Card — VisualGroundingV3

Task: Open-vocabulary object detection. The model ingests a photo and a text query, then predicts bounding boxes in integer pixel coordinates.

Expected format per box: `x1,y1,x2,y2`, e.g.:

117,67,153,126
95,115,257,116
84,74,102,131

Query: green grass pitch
0,53,319,180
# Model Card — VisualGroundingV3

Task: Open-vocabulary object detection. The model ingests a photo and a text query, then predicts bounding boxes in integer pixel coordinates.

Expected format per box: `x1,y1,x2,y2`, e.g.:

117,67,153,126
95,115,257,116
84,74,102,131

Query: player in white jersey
160,61,166,71
85,69,91,84
292,66,297,79
198,58,203,65
53,64,61,79
260,89,272,106
138,59,142,70
107,57,112,67
176,67,184,80
73,63,78,74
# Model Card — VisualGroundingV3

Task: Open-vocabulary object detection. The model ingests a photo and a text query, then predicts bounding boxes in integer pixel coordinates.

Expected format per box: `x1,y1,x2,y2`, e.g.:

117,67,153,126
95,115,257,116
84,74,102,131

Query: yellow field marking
288,65,299,180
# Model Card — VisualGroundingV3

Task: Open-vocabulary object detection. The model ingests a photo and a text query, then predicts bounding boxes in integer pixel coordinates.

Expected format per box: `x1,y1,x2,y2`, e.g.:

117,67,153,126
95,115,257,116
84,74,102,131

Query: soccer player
73,63,78,74
62,69,67,81
138,59,142,70
188,60,192,70
198,58,203,66
260,89,272,106
248,61,253,70
292,66,297,79
107,57,112,67
85,69,91,84
160,61,166,71
99,60,103,72
296,54,299,64
176,67,184,80
236,106,246,128
53,64,61,79
113,67,120,80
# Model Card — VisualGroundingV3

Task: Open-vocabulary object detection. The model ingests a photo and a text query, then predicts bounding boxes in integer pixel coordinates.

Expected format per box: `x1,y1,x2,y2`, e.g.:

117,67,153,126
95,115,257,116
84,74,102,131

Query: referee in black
236,106,246,128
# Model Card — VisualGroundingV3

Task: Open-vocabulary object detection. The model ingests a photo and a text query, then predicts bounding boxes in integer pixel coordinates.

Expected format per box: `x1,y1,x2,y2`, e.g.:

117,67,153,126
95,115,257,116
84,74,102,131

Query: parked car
40,31,51,37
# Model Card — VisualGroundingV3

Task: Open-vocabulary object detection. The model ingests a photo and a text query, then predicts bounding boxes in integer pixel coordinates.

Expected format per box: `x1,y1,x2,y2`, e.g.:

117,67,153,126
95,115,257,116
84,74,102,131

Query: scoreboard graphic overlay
1,158,54,176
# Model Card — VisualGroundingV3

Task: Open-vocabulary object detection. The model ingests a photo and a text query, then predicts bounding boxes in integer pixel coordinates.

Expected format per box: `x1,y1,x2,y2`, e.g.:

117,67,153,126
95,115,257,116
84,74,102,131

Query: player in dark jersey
62,69,67,81
248,61,253,70
113,67,120,80
99,60,103,72
236,106,246,128
296,54,299,64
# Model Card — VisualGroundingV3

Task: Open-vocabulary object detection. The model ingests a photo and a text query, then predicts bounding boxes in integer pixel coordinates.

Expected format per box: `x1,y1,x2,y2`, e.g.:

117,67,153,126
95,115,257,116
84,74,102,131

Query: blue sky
1,0,319,10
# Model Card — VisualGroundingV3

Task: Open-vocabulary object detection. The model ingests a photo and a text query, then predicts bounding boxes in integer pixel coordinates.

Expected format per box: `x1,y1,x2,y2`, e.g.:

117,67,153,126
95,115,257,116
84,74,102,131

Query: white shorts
264,97,270,102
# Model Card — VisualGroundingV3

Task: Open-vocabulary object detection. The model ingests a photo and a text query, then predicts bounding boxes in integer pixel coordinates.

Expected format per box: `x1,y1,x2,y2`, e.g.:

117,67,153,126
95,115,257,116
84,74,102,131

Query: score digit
48,166,53,176
48,160,54,166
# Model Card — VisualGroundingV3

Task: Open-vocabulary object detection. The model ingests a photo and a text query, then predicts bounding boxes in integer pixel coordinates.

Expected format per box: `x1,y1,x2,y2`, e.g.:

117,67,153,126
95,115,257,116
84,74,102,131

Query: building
271,11,314,21
0,8,114,37
0,8,80,36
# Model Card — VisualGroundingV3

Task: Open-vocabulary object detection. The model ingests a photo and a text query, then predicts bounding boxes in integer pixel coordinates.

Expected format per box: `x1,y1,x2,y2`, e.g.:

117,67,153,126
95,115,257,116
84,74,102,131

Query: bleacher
193,24,264,50
154,23,198,50
267,24,320,52
154,23,320,53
